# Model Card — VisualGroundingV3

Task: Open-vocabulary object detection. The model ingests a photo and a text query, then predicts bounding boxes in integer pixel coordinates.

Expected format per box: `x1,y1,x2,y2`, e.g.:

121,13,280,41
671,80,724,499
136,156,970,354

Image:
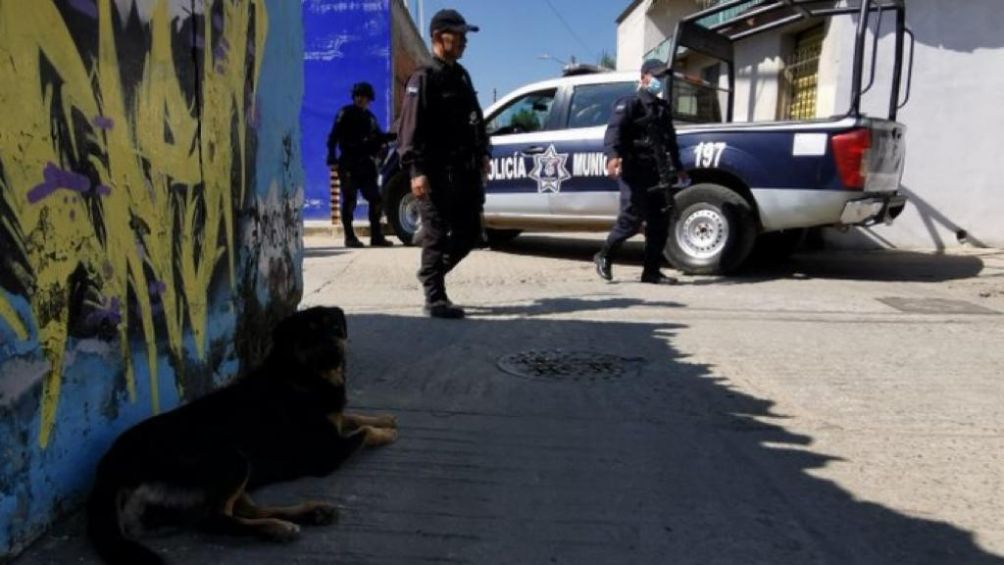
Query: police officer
593,58,689,284
327,81,394,248
397,9,490,319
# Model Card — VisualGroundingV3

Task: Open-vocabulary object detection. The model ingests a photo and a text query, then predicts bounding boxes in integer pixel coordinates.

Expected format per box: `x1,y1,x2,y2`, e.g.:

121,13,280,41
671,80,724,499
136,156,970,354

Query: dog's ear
330,306,347,339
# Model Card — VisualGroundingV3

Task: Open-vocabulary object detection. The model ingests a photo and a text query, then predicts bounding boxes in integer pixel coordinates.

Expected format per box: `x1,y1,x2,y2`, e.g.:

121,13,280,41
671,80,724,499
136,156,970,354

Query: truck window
567,82,638,129
486,89,557,136
671,79,723,124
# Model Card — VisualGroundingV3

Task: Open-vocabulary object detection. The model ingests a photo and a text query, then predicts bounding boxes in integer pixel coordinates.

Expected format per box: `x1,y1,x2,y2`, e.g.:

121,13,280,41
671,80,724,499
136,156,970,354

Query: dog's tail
87,479,164,565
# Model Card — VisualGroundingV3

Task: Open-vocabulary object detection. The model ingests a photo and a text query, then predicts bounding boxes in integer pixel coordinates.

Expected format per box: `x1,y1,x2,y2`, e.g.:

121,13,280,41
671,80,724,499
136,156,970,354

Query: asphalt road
15,233,1004,564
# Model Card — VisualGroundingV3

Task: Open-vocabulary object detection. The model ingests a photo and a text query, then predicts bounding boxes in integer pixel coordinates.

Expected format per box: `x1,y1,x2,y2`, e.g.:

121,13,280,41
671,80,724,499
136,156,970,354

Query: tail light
831,128,871,190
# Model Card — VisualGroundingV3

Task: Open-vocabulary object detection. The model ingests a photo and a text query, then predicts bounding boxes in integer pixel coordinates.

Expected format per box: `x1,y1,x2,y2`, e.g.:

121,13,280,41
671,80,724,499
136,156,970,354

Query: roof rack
668,0,912,121
561,63,614,77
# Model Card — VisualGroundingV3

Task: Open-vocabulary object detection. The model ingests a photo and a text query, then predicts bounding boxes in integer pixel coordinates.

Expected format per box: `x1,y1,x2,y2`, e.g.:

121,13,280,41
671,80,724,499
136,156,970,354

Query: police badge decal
528,144,571,193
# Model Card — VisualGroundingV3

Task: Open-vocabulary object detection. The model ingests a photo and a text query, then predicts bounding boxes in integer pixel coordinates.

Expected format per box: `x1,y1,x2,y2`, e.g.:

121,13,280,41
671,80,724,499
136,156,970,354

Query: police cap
430,9,479,36
351,82,375,100
640,59,670,77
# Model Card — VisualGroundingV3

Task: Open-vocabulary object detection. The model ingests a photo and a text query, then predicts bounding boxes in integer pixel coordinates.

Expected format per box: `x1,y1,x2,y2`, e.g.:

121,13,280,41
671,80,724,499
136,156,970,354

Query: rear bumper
839,192,908,226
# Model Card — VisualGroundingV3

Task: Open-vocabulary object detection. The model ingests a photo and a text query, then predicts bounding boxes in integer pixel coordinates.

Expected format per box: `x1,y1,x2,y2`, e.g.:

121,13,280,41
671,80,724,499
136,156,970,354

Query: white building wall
617,1,652,71
821,0,1004,249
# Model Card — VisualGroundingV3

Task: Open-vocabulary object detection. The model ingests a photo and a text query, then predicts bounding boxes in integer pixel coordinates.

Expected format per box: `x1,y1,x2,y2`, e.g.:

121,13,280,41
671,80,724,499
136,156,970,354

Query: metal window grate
783,27,824,120
696,0,765,28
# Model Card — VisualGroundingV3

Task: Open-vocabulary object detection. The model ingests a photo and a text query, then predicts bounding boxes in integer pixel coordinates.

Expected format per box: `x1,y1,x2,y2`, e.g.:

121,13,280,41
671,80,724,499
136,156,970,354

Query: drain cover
878,297,1000,315
497,349,645,383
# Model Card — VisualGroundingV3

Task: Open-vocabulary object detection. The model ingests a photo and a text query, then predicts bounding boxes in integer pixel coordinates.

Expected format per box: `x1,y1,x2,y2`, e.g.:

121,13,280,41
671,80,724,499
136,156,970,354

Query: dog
87,306,396,565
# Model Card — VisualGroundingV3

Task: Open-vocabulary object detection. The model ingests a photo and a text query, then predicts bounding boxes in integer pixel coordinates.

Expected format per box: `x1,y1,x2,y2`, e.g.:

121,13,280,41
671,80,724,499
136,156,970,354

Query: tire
485,229,522,247
386,174,420,245
664,183,757,275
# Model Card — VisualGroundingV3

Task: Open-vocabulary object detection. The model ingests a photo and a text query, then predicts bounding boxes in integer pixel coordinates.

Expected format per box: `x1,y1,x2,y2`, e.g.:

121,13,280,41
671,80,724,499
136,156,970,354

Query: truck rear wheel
386,174,419,245
664,183,757,275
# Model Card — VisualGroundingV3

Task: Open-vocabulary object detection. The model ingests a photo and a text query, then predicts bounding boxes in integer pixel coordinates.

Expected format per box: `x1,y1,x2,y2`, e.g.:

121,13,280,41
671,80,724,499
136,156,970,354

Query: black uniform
397,56,490,306
326,104,389,242
602,88,684,276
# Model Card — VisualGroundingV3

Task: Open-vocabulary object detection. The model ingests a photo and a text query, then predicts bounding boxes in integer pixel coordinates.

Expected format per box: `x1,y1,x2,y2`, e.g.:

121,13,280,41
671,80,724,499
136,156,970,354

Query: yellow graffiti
0,0,269,447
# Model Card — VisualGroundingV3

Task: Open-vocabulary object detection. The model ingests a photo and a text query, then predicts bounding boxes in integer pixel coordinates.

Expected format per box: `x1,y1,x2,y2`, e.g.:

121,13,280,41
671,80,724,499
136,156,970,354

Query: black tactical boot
640,270,678,285
593,251,612,281
423,300,465,319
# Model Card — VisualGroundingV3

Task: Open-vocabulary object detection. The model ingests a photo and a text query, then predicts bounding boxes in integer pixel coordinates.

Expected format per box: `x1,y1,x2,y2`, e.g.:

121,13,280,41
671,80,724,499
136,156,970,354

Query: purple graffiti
27,163,111,204
213,13,224,31
85,297,122,328
148,281,167,296
92,115,114,130
192,33,206,50
68,0,98,19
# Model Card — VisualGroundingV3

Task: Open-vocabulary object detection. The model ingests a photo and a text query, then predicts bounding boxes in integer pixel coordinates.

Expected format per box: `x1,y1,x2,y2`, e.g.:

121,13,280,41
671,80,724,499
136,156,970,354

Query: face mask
644,77,663,96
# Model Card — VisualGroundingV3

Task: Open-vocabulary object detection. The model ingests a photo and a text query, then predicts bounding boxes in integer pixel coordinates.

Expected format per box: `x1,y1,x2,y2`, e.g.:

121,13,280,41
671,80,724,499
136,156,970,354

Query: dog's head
269,306,349,399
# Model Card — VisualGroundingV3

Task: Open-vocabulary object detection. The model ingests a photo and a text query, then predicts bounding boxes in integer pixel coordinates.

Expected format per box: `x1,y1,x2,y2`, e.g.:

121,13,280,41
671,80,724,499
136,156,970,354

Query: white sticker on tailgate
792,133,828,156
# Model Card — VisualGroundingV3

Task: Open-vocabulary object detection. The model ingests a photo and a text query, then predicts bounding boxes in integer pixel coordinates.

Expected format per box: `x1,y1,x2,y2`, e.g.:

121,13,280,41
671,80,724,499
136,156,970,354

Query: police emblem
528,145,571,193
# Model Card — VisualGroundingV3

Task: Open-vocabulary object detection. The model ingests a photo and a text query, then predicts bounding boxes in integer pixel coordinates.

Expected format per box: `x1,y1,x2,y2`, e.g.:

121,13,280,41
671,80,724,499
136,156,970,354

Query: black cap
641,58,669,77
430,9,479,36
351,82,375,100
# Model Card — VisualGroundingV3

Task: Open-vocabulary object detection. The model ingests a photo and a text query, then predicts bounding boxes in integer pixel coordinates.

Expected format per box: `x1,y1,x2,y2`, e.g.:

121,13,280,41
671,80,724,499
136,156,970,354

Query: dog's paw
374,415,398,429
260,519,301,543
376,428,399,446
302,503,339,526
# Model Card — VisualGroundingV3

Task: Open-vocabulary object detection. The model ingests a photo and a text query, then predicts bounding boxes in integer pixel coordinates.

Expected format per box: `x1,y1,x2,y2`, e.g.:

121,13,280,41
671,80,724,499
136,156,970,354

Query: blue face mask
644,77,663,96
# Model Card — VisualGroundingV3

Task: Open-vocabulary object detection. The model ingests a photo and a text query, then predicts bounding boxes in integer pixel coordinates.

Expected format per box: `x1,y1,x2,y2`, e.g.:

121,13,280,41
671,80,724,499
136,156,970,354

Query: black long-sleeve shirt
326,104,387,173
604,88,684,176
396,57,490,180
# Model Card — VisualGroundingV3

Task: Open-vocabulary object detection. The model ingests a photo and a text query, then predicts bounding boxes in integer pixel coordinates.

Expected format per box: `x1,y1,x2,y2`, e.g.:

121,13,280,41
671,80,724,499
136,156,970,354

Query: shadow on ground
496,234,986,283
14,304,1002,564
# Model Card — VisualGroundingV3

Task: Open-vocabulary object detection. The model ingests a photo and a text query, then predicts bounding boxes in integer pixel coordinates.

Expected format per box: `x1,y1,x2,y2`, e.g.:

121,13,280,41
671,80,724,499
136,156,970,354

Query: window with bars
695,0,764,28
782,27,824,120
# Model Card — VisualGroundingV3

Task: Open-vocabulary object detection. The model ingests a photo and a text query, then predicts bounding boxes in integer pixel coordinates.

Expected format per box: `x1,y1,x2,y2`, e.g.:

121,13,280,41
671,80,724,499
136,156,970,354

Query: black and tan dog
87,306,396,565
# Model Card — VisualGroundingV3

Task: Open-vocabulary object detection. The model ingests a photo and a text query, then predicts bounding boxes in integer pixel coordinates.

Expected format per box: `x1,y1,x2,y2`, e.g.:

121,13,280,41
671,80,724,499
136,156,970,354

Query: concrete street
15,232,1004,564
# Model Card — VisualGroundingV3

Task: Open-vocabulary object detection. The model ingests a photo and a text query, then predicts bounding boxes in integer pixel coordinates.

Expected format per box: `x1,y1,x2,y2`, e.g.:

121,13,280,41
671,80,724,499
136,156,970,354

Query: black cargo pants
603,175,670,275
415,170,483,305
338,163,383,237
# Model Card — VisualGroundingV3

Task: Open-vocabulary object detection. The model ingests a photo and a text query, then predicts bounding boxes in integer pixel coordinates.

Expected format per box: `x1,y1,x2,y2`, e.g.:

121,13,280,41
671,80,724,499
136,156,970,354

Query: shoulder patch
407,85,419,96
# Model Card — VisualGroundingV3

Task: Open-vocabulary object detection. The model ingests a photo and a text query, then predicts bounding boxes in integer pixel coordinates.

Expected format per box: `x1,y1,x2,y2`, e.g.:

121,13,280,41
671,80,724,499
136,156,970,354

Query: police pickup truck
380,0,912,274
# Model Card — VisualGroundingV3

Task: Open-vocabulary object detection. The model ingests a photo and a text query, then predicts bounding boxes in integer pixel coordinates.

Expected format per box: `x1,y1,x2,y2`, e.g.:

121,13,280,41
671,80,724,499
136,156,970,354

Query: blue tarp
300,0,392,220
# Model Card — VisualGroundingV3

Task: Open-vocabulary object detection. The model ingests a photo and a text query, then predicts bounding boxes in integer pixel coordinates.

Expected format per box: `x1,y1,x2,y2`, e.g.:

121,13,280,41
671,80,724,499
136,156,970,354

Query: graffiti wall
300,0,392,220
0,0,304,556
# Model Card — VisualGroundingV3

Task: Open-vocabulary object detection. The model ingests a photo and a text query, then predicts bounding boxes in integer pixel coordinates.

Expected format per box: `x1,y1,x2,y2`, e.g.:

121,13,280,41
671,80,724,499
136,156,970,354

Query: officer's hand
411,175,430,198
606,157,622,179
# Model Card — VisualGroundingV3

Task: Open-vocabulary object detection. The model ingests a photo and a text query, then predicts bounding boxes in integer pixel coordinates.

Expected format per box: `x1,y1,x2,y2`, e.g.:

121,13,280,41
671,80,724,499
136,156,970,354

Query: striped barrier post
329,165,342,235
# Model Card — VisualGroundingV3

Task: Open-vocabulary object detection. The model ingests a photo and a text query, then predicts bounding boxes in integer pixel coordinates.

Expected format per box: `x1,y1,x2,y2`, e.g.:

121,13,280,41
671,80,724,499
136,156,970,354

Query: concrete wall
822,0,1004,249
616,0,652,70
0,0,304,557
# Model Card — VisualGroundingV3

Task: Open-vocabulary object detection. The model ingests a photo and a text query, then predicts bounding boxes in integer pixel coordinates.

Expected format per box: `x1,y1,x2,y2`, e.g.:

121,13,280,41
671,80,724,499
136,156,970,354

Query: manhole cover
497,349,645,383
878,297,1000,315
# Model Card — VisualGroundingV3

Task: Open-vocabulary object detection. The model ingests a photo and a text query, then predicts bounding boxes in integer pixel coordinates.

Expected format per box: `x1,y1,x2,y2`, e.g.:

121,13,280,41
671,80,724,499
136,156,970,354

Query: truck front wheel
386,174,420,245
664,183,757,275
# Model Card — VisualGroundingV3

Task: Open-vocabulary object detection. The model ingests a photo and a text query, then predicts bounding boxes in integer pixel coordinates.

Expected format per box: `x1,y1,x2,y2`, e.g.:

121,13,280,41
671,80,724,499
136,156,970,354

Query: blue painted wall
301,0,393,220
0,0,304,557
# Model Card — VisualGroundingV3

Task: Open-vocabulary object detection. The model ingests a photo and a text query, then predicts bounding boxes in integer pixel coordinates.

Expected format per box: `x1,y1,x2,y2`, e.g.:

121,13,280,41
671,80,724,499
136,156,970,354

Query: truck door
548,81,638,218
483,89,558,218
